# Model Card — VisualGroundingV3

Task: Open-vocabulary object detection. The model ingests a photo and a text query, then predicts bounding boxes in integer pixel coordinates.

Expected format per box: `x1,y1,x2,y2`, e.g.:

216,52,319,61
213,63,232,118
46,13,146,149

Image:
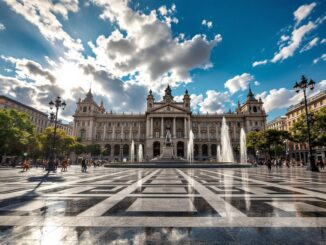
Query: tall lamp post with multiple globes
48,96,66,172
293,75,319,172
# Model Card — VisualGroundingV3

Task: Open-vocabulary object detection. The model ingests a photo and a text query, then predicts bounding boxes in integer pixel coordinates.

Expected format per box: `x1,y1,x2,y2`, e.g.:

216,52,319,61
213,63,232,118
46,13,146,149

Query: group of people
79,158,104,172
262,158,326,171
20,158,70,172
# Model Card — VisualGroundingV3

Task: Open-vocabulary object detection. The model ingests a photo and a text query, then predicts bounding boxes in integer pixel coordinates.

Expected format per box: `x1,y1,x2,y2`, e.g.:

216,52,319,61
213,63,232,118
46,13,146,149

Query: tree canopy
291,107,326,147
0,109,35,156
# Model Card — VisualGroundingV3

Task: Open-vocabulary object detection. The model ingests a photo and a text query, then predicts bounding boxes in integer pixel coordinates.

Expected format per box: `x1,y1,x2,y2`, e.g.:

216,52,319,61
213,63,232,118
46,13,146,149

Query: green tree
0,109,35,156
74,142,87,155
38,127,78,158
86,144,102,156
247,129,290,158
291,107,326,147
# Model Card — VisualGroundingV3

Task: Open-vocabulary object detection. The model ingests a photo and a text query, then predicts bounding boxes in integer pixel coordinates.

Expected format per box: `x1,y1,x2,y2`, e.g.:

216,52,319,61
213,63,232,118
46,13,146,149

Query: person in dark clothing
81,158,87,172
267,159,272,172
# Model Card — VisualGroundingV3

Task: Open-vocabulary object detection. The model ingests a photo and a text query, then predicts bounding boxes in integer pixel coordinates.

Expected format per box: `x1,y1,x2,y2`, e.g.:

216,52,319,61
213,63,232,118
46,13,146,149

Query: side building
73,86,267,161
286,91,326,162
0,95,48,133
266,116,287,131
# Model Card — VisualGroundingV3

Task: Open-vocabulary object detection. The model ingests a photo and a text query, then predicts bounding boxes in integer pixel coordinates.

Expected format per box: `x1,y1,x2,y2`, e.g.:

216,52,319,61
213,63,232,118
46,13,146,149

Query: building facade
285,91,326,162
0,95,48,133
266,116,287,131
49,121,74,136
73,86,267,161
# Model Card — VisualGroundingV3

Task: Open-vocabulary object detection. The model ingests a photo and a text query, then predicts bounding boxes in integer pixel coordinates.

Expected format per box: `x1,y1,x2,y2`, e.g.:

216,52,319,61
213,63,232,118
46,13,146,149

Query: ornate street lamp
47,96,66,172
293,75,318,172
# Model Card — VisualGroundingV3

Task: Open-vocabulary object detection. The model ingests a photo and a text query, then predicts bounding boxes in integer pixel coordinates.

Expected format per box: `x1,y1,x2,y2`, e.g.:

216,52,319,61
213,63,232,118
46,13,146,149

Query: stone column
173,117,176,138
161,117,164,138
129,124,132,140
150,117,153,138
112,123,116,140
198,123,201,140
216,123,219,140
103,123,107,141
138,123,141,140
207,125,209,141
208,144,211,157
146,118,149,138
121,124,124,140
89,120,93,140
184,118,187,138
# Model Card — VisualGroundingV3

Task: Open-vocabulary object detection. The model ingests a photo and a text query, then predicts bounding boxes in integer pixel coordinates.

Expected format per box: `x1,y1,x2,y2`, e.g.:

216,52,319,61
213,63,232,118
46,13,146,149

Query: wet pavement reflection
0,166,325,243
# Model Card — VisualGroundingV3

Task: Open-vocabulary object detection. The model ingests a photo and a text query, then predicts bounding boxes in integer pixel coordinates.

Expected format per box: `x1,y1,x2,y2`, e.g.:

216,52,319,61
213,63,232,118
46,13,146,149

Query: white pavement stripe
0,169,134,200
77,169,160,217
2,216,326,227
177,169,246,218
201,169,326,200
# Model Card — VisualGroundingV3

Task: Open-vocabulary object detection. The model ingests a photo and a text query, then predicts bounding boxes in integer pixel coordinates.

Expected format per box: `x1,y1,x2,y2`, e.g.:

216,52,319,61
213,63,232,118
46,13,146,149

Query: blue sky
0,0,325,122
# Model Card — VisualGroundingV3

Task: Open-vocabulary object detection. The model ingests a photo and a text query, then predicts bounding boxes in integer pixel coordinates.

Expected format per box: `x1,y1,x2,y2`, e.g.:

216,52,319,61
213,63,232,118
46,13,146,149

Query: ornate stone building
73,86,266,161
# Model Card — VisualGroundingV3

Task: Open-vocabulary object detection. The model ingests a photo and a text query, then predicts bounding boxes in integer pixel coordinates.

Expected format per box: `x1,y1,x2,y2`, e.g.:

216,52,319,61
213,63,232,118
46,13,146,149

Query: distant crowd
251,158,326,171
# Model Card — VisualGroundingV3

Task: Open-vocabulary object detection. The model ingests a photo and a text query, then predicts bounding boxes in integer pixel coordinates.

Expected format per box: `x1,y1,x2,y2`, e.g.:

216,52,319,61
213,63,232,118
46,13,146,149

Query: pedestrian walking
81,157,87,172
61,158,68,172
267,159,272,172
22,159,30,171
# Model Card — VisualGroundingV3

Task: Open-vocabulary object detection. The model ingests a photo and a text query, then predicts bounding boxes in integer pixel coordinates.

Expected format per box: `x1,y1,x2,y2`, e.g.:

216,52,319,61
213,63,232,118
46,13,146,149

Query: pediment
150,103,188,114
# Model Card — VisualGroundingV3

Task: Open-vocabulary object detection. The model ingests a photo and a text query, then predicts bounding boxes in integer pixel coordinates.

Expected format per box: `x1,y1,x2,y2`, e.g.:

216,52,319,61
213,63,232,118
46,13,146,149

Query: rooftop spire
247,83,254,99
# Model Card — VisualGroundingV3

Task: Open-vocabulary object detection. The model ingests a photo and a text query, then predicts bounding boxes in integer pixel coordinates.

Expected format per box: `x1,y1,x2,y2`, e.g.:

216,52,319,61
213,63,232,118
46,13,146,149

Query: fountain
138,144,143,162
217,145,222,162
187,130,194,163
221,117,234,162
240,128,247,163
130,140,135,162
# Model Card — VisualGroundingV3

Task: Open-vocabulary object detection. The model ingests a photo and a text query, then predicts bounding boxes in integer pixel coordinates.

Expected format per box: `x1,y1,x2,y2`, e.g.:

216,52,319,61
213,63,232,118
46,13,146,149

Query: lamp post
48,96,66,171
293,75,318,172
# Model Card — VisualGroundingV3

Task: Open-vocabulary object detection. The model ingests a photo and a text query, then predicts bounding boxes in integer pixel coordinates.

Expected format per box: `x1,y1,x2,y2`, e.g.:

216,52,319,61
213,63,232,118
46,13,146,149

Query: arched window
202,144,208,157
114,145,120,156
153,141,160,157
123,144,129,157
103,144,111,156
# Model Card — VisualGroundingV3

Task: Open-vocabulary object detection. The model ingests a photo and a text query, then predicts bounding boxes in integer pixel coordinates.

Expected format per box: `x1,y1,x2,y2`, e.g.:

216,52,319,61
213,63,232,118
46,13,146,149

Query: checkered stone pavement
0,166,326,244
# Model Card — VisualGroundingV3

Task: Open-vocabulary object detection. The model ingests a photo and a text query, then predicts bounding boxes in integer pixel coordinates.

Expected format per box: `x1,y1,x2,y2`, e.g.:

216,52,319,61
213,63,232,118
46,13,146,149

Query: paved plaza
0,166,326,244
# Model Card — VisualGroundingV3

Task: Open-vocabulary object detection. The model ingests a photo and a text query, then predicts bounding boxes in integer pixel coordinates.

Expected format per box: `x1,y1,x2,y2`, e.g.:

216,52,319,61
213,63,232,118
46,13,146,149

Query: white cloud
252,59,267,67
321,38,326,44
201,19,213,29
313,53,326,64
199,90,230,113
257,80,326,113
0,23,5,31
272,21,316,62
280,35,290,41
89,0,222,94
3,0,83,60
300,37,319,52
294,2,316,25
224,73,255,94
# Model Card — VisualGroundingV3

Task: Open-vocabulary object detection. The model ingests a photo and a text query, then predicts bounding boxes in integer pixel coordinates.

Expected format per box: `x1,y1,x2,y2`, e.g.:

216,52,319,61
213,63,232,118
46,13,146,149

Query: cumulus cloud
300,37,319,52
202,19,213,29
224,73,255,94
294,2,316,25
0,23,5,31
252,59,267,67
89,0,222,94
257,79,326,113
199,90,230,113
3,0,83,60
